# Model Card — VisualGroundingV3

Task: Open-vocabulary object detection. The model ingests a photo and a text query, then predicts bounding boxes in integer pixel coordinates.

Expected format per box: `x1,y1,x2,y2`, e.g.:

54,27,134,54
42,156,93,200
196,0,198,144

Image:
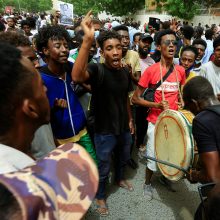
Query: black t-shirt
192,105,220,154
87,63,133,135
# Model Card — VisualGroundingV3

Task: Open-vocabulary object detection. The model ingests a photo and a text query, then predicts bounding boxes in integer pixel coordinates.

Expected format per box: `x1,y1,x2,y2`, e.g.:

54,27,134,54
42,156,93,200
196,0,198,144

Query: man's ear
157,45,161,52
191,99,201,112
22,99,39,119
43,47,49,56
100,49,104,57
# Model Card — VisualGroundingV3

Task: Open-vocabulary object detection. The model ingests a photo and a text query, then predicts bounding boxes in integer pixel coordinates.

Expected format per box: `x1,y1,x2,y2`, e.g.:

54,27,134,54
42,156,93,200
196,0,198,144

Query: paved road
85,150,200,220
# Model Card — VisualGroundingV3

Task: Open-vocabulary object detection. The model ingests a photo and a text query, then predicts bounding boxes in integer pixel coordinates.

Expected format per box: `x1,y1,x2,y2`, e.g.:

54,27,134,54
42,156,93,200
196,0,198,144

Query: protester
192,39,207,74
179,45,198,82
200,36,220,97
183,76,220,183
0,43,50,174
35,25,97,164
136,33,154,154
72,11,134,216
132,29,185,200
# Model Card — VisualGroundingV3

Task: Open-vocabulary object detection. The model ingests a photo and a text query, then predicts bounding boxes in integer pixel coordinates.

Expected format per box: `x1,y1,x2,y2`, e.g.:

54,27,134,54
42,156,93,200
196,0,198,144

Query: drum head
154,110,194,181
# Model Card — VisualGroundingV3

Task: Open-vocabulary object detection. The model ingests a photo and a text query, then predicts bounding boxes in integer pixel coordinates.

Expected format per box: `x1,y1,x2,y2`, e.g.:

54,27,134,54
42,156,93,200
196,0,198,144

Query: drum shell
154,109,197,181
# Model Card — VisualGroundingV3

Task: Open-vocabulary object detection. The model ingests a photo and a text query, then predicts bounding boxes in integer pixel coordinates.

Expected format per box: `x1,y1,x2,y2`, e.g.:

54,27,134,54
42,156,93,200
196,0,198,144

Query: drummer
132,29,185,200
183,76,220,183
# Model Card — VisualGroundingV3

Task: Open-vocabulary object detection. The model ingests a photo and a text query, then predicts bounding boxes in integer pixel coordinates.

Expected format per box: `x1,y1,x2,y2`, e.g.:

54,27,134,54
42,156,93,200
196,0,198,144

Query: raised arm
71,11,94,83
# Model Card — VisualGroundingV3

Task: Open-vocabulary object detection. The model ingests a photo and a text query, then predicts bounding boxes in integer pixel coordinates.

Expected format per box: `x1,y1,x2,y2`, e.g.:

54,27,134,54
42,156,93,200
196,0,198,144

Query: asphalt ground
85,149,200,220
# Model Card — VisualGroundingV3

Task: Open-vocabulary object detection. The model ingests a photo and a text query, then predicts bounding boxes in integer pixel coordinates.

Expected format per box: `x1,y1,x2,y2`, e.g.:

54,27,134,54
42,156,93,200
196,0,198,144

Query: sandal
95,203,109,217
118,180,134,191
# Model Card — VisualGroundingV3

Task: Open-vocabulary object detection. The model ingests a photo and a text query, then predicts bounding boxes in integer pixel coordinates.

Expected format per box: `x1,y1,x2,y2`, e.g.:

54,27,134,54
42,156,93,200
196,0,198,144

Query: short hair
180,45,198,59
161,21,171,30
92,18,101,26
97,30,121,50
183,76,215,103
182,25,194,40
75,30,84,45
155,29,176,46
205,29,214,40
192,39,207,49
0,32,30,47
6,17,15,22
0,43,34,135
0,183,21,220
213,36,220,51
20,20,31,29
36,25,71,53
26,17,36,29
194,26,204,37
133,32,141,42
112,25,129,33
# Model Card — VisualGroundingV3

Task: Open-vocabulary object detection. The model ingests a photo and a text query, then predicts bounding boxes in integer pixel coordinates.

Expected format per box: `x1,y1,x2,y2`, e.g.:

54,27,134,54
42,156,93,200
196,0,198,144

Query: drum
154,109,197,181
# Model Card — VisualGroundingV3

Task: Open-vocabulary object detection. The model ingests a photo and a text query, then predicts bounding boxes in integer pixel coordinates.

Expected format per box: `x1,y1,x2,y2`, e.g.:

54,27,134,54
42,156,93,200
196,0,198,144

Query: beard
138,46,150,57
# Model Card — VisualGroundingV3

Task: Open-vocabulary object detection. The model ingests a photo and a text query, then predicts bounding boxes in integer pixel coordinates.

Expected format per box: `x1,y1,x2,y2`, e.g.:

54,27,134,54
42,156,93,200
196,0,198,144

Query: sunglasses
162,40,178,46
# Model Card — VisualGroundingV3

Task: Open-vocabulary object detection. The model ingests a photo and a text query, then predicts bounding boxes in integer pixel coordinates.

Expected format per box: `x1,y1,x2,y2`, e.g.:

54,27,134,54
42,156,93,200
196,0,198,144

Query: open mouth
112,58,120,66
168,48,174,55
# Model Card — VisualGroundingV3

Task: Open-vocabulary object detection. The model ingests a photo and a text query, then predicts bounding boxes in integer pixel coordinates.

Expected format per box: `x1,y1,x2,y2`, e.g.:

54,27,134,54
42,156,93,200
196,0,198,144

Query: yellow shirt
186,71,196,83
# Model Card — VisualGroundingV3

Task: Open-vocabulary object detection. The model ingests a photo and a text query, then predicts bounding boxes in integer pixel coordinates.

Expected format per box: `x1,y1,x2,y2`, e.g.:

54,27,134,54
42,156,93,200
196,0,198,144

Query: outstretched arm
71,11,94,83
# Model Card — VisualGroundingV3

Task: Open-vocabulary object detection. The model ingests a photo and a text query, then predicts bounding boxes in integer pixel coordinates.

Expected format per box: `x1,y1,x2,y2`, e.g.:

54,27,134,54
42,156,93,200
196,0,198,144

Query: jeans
94,131,132,199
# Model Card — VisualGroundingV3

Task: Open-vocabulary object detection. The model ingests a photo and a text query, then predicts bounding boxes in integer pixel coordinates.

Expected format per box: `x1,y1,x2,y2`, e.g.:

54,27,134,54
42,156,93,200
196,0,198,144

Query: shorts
145,122,158,172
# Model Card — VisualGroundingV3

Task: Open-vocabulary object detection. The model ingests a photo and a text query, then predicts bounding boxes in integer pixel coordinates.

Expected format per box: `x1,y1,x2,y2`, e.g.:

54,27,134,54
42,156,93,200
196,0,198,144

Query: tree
153,0,200,20
102,0,145,16
152,0,220,20
1,0,52,12
67,0,145,16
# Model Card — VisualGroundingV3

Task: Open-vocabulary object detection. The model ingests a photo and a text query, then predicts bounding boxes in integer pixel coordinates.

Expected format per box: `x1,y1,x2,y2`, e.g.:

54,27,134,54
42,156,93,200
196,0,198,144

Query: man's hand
158,100,169,110
185,169,198,184
54,98,68,108
129,119,135,135
81,10,94,44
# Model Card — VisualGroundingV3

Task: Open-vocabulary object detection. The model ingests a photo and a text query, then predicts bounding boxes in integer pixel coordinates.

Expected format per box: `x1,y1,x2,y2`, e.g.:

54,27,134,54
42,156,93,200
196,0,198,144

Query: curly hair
36,25,71,53
97,30,121,50
213,36,220,51
192,39,207,50
180,45,198,59
0,32,30,47
20,20,31,29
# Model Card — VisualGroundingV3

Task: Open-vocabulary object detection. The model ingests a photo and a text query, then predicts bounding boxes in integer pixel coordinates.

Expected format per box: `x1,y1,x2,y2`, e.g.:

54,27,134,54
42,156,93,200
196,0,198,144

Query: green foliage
102,0,145,16
67,0,145,16
152,0,220,20
1,0,52,12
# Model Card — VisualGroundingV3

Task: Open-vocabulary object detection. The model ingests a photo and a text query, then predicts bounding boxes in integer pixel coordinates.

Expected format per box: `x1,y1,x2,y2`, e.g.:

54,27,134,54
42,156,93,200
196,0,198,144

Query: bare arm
132,85,168,110
127,97,134,134
189,151,220,183
71,11,94,83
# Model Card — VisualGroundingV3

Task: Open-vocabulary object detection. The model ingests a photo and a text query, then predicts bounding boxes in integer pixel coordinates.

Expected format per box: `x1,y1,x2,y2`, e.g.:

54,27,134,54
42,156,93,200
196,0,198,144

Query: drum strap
159,63,174,101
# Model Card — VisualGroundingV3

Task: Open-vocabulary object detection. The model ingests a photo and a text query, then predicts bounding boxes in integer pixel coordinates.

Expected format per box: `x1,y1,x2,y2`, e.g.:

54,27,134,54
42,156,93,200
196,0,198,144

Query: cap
0,143,98,220
140,33,153,42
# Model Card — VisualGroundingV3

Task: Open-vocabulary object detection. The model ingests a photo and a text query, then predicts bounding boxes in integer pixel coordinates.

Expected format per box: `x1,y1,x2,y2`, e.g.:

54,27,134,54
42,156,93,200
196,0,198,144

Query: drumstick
160,62,165,101
145,155,189,174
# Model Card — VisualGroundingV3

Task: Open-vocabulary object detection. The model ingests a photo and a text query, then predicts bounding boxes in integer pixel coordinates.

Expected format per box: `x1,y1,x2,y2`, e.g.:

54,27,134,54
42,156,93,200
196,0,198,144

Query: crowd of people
0,9,220,219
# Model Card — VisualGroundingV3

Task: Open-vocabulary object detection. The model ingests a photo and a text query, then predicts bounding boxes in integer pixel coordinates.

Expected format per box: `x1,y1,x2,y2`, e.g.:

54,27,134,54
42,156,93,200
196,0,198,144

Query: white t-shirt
200,61,220,95
139,56,155,75
0,144,35,174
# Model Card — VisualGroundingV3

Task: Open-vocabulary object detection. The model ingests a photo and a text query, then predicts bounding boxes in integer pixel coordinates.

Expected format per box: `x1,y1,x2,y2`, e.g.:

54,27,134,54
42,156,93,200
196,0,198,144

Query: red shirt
139,62,185,124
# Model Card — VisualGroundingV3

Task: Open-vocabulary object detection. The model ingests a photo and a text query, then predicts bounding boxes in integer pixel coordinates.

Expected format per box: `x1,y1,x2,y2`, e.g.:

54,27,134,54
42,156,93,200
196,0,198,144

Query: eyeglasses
162,40,178,46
